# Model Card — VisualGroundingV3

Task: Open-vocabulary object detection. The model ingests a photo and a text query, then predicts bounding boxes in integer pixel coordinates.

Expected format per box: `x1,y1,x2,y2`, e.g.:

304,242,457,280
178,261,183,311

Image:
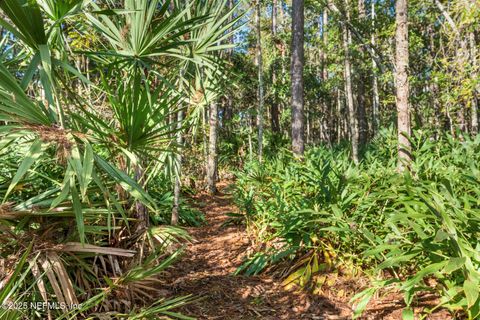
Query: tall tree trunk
356,0,368,147
336,88,342,144
256,0,264,160
279,0,287,122
321,10,329,144
202,109,208,177
371,0,380,135
395,0,411,171
291,0,305,156
171,109,183,225
224,0,235,135
248,117,254,162
322,10,328,82
271,0,281,133
207,102,218,194
470,32,478,135
306,104,310,144
342,1,359,164
457,39,468,136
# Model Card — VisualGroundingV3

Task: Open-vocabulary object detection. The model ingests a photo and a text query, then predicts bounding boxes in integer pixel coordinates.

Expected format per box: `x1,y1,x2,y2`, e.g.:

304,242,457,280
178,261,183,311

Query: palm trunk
395,0,411,171
291,0,305,156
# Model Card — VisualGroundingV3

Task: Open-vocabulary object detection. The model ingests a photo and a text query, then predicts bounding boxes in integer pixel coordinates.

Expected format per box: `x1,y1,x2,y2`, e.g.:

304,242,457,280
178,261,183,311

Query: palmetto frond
0,0,243,318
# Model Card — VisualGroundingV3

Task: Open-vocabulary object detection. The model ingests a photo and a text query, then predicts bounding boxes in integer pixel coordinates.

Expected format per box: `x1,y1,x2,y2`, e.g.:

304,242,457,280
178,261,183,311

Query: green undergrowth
234,128,480,319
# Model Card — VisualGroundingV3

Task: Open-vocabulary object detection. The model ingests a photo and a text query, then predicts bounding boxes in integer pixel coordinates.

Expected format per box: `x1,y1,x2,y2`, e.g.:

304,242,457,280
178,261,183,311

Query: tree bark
470,32,478,135
336,88,342,144
371,0,380,135
256,0,264,160
356,0,368,147
320,10,329,144
291,0,305,156
322,10,328,82
207,102,218,194
342,0,359,164
271,0,281,133
395,0,411,172
224,0,235,135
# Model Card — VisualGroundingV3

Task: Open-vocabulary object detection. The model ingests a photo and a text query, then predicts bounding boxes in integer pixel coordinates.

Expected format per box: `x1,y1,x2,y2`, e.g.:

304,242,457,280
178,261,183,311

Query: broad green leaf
444,257,466,274
464,277,479,308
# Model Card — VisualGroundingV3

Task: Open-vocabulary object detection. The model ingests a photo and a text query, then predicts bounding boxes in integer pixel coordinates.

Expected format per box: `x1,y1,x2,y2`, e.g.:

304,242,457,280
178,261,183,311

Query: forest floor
161,181,449,320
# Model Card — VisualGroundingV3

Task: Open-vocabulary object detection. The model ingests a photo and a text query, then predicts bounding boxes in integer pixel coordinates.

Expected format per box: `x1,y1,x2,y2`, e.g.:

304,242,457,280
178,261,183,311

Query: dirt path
162,181,353,319
161,181,451,320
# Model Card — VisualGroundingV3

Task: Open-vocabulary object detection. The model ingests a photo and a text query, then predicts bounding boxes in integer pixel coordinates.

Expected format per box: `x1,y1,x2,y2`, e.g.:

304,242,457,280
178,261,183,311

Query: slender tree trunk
342,1,359,164
306,104,310,143
171,109,183,225
279,0,287,120
256,0,264,161
248,117,253,162
224,0,235,136
395,0,411,171
458,39,468,136
322,10,328,82
207,102,218,194
202,108,208,179
470,32,478,135
271,0,281,133
291,0,305,156
371,1,380,135
320,10,329,144
336,88,342,144
356,0,368,147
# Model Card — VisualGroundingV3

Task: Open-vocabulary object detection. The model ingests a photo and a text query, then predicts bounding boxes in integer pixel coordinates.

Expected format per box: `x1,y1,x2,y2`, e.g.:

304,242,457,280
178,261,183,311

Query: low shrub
234,128,480,319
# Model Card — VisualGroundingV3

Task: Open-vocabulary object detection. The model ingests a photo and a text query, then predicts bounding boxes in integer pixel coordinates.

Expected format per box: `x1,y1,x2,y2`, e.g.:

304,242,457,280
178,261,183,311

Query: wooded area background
0,0,479,319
